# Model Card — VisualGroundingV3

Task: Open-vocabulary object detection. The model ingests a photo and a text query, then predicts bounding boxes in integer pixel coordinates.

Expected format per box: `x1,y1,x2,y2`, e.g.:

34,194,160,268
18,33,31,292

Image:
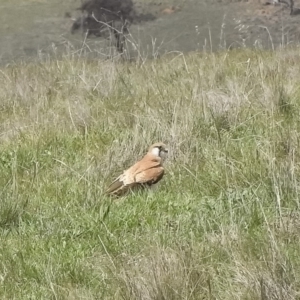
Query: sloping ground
0,0,300,63
0,0,185,63
232,0,300,49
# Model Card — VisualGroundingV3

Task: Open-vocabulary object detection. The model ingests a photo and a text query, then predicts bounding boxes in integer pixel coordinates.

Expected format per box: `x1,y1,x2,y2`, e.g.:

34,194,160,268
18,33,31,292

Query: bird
106,142,168,197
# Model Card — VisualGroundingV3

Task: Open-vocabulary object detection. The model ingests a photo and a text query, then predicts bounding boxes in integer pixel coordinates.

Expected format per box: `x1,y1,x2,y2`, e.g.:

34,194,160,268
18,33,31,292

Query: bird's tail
106,178,124,195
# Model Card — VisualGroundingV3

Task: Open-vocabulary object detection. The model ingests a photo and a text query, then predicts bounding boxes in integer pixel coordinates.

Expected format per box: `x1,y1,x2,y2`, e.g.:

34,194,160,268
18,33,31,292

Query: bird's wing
135,166,165,185
129,155,161,175
106,155,162,196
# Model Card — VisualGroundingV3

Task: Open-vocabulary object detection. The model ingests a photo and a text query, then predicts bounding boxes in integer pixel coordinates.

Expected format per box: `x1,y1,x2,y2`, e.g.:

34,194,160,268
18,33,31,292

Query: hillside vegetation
1,49,300,299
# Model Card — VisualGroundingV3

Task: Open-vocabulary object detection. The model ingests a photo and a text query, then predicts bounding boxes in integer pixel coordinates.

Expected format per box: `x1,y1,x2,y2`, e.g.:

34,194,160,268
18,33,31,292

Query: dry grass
0,48,300,299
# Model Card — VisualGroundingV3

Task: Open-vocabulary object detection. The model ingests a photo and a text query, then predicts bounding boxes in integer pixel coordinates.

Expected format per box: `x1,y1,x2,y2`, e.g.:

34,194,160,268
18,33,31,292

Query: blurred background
1,0,300,64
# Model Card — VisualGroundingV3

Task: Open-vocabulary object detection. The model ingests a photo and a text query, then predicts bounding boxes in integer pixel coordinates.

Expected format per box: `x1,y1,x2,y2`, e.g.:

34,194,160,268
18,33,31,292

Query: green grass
1,48,300,299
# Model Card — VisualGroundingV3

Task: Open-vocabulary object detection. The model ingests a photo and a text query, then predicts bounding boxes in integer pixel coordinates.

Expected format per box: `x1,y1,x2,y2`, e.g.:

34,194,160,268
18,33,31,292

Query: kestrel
106,142,168,196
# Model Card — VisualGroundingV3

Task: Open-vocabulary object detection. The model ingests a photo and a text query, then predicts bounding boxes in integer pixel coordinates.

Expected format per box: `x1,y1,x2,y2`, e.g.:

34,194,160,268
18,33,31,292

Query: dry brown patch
161,6,181,15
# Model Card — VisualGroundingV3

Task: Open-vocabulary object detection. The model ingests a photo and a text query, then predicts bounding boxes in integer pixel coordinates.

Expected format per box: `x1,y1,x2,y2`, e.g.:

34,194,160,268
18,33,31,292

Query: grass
1,48,300,299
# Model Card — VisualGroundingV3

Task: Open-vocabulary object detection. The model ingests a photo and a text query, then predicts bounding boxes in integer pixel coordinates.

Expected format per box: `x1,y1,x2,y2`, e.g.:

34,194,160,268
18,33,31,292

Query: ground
0,48,300,299
0,0,300,62
1,1,300,299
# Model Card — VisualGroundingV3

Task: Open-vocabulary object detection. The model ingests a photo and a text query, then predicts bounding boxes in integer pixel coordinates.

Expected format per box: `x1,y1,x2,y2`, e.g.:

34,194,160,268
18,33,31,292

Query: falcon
106,142,168,196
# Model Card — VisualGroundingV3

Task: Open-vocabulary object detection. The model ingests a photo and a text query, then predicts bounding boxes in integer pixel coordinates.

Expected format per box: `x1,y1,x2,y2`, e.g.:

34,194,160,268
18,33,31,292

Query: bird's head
148,142,168,159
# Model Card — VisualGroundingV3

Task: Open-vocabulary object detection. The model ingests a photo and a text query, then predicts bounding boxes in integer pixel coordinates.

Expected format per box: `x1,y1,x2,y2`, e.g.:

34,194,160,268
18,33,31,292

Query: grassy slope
0,49,300,299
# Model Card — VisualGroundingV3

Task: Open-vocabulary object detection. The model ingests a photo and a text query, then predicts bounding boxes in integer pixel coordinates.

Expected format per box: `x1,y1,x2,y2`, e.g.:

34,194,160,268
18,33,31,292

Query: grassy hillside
1,49,300,299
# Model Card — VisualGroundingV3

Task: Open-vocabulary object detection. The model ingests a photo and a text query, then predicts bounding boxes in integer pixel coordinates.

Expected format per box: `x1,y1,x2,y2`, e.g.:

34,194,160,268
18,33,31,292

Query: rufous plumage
106,142,168,196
